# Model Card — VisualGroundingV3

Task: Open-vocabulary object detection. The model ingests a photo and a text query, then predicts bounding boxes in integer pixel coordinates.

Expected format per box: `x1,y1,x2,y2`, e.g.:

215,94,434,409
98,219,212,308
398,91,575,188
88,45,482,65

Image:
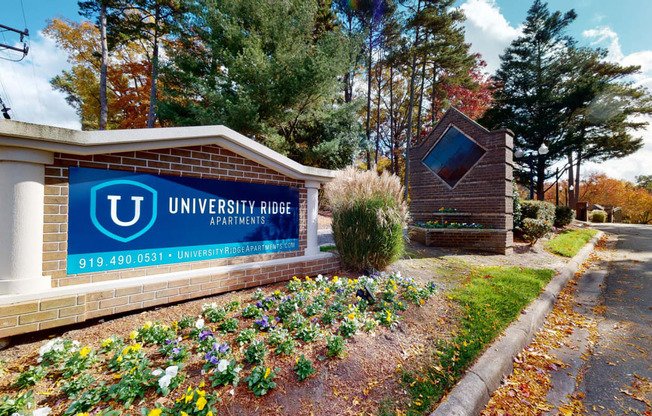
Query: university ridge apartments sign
68,167,300,273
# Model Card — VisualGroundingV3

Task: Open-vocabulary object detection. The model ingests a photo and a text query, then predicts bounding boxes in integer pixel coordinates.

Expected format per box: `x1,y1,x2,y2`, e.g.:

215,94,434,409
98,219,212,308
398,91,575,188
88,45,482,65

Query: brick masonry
43,145,309,287
408,108,514,254
0,142,341,339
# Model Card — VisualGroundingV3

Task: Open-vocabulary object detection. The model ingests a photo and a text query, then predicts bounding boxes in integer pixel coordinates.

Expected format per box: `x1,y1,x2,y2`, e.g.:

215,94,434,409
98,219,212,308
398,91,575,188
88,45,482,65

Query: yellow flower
199,381,206,388
129,331,138,340
185,391,194,403
148,409,162,416
207,412,213,416
75,413,90,416
144,321,153,330
171,321,178,330
101,338,113,347
305,276,311,282
264,367,271,379
196,396,207,411
333,276,338,283
113,374,122,379
420,299,425,306
122,346,131,355
132,343,142,351
196,389,206,397
116,355,123,362
79,346,91,358
181,412,189,416
347,313,355,320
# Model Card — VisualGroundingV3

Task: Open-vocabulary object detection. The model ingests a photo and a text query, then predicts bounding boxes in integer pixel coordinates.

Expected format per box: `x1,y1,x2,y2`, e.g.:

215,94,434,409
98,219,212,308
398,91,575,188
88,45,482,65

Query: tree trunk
415,35,428,143
344,72,352,103
365,26,373,170
567,152,574,207
536,154,546,201
99,3,108,130
147,7,160,129
431,63,438,125
389,64,395,174
404,0,422,202
574,151,582,205
375,57,382,165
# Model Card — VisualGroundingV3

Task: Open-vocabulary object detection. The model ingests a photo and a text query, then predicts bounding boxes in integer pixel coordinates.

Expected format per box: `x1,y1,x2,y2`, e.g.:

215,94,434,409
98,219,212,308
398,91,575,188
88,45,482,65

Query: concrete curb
430,230,604,416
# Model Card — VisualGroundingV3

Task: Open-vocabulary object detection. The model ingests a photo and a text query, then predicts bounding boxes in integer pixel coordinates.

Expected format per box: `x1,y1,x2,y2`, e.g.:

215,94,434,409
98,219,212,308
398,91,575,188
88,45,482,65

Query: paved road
579,224,652,414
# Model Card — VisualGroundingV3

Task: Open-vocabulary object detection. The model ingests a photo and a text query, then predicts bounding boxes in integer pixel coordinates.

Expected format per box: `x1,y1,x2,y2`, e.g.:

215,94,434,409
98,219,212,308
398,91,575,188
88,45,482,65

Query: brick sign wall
408,108,514,253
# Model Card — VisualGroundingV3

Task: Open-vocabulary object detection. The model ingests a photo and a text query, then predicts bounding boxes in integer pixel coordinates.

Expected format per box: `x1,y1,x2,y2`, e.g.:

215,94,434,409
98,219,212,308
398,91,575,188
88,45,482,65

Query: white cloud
583,26,623,61
0,32,80,130
582,27,652,183
459,0,522,74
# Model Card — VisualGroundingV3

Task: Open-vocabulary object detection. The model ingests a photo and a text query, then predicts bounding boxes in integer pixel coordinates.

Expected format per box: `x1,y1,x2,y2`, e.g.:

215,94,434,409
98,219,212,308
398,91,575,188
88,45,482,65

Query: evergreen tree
481,0,577,200
159,0,362,169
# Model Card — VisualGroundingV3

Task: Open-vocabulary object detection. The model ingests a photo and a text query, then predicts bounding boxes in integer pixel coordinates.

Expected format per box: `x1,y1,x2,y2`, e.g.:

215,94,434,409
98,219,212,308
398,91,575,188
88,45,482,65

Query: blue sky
1,0,651,180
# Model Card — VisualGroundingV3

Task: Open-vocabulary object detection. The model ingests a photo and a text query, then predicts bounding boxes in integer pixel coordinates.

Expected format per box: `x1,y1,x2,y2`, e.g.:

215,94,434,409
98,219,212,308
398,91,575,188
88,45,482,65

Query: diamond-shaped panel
422,126,486,188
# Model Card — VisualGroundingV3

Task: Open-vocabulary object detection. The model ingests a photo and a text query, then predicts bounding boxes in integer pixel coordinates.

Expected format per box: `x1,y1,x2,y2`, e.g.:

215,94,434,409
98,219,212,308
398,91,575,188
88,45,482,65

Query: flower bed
0,273,438,416
413,221,490,229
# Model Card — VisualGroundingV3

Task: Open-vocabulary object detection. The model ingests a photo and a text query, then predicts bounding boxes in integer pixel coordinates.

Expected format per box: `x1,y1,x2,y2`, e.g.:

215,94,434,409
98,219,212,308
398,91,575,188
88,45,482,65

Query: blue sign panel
67,167,300,274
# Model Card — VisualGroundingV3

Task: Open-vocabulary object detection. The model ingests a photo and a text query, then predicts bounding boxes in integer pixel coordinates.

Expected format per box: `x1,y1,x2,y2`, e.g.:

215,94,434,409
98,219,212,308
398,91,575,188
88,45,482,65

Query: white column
0,147,53,295
304,180,321,256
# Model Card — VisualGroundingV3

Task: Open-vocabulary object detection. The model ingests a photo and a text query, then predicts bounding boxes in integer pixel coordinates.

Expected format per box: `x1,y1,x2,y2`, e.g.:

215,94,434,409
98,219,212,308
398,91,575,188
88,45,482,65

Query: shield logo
90,180,158,243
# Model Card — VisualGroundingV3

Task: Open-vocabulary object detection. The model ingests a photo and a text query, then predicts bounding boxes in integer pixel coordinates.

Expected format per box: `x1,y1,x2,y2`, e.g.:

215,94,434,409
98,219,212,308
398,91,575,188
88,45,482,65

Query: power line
0,23,29,61
0,95,11,119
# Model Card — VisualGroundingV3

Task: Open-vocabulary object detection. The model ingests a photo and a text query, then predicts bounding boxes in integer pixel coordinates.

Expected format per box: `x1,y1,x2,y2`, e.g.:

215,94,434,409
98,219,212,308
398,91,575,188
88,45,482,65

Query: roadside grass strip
398,267,555,415
545,229,598,257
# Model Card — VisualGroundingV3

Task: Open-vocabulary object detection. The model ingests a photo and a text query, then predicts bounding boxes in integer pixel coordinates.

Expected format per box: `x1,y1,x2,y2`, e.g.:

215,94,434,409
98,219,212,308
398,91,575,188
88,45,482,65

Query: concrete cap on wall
0,120,336,183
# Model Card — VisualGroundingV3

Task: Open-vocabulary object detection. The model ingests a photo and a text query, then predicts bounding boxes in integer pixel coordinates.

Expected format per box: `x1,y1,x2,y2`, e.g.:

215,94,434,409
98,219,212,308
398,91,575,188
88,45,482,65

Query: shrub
554,205,575,228
519,200,555,245
325,167,409,272
590,210,607,223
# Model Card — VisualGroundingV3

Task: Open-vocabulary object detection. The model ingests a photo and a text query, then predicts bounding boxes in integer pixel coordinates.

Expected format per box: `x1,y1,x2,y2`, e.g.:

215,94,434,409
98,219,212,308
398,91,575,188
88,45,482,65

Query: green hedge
519,200,555,244
554,205,575,228
590,210,607,223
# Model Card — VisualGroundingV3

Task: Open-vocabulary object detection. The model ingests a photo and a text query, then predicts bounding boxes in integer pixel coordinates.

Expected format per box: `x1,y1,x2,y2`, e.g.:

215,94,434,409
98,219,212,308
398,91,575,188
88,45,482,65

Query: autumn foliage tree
45,17,154,130
569,173,652,224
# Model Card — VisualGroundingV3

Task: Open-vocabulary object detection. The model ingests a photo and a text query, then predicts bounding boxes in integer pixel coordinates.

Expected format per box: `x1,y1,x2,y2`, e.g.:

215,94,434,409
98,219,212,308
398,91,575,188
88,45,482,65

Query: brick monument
0,121,339,339
408,107,514,254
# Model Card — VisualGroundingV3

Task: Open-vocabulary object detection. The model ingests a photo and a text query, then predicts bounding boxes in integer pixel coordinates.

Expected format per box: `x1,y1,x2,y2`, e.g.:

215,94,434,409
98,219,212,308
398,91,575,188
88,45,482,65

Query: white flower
52,343,64,353
316,274,323,282
217,359,229,372
195,318,205,330
234,365,242,373
152,369,163,376
229,389,235,396
32,407,51,416
159,374,172,389
165,365,178,377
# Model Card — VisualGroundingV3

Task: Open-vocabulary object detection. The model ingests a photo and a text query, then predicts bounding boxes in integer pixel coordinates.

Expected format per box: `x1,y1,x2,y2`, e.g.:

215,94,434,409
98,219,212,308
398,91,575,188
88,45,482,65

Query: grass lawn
396,266,556,415
545,229,598,257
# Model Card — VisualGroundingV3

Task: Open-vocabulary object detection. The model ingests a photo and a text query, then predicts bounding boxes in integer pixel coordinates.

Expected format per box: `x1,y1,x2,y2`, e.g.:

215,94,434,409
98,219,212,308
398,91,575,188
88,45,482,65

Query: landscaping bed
0,222,596,416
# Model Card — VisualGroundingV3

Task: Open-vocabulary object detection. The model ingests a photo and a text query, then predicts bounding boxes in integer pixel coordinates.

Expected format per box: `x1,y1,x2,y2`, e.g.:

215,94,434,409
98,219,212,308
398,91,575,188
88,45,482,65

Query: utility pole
0,96,10,119
0,23,29,56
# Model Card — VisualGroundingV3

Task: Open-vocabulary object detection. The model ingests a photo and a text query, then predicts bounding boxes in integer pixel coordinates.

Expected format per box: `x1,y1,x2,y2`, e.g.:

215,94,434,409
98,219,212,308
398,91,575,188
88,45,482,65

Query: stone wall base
409,226,512,254
0,253,340,339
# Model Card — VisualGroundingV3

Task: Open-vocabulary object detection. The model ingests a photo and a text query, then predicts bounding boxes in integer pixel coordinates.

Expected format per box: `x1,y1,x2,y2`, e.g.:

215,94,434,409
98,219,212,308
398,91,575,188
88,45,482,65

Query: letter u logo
90,180,157,243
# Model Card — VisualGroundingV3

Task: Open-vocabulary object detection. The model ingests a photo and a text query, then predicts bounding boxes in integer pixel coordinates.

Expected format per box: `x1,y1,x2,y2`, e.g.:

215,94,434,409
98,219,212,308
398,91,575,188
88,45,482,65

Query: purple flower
254,315,270,329
256,301,263,308
209,356,219,365
170,347,181,355
199,330,213,341
218,343,230,354
336,288,343,294
165,339,173,345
